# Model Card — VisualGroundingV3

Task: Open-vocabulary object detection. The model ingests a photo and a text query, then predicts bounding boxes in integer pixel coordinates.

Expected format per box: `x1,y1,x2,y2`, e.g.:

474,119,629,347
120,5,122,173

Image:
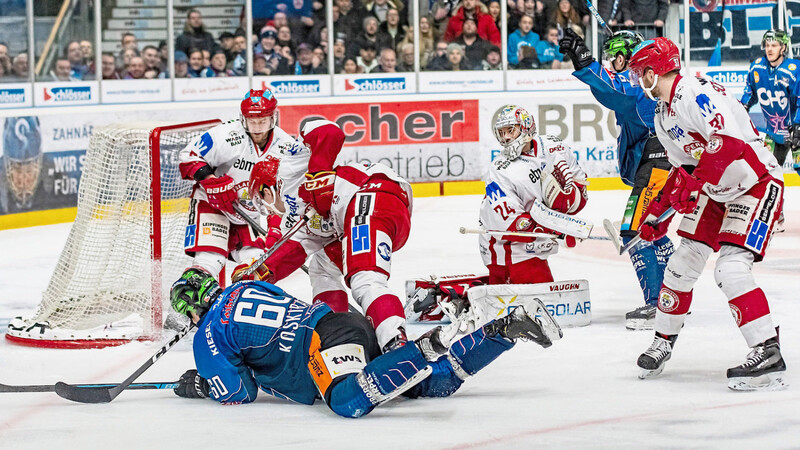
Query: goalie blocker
406,276,591,328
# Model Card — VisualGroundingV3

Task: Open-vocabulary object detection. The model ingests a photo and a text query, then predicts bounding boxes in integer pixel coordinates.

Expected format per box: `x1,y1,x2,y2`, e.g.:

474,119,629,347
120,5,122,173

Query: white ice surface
1,189,800,449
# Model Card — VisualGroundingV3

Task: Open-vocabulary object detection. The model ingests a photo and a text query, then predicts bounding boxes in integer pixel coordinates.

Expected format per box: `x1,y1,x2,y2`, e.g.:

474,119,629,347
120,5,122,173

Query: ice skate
625,304,656,331
638,334,677,379
727,338,788,391
484,303,563,348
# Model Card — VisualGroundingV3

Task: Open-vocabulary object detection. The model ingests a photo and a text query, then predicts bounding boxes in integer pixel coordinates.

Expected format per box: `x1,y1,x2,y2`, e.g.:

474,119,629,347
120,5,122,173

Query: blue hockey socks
625,237,666,306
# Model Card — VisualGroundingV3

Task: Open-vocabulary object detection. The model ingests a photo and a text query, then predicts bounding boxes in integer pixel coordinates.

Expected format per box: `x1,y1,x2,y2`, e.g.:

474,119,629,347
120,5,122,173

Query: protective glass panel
173,0,244,78
34,0,96,82
252,0,333,75
0,0,28,83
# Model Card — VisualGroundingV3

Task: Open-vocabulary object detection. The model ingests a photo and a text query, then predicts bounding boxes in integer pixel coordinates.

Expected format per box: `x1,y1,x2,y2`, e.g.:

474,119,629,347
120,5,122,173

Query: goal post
5,119,221,348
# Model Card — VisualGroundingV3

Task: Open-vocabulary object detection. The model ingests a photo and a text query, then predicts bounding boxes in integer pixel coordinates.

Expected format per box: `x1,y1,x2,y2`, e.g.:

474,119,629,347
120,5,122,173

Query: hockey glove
541,159,587,214
264,213,283,249
231,260,272,283
638,193,673,242
298,171,336,218
668,167,703,214
199,175,237,215
174,369,210,399
559,28,594,71
789,124,800,151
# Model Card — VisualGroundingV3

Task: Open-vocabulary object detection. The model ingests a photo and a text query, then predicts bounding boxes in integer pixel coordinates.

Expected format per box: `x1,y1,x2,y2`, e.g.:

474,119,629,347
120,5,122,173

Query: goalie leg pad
466,280,591,328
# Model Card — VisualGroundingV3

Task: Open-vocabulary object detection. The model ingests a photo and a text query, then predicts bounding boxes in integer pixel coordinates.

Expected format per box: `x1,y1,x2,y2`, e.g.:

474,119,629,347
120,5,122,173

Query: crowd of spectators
0,0,671,82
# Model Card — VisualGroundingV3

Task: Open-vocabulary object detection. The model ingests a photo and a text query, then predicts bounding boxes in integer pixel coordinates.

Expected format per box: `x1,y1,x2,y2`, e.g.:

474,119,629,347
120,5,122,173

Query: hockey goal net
6,119,221,348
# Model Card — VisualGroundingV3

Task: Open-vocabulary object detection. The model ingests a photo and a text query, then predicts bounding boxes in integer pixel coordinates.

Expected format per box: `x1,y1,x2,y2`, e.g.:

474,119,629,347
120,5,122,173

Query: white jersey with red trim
179,120,306,226
478,135,586,266
654,75,782,202
329,162,414,237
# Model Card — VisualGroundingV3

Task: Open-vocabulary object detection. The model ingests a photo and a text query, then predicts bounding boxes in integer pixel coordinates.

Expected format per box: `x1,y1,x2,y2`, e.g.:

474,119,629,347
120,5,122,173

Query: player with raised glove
558,28,594,71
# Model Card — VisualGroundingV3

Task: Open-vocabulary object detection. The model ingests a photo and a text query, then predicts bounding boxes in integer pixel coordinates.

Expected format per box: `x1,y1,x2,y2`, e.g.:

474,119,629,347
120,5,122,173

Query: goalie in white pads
479,104,589,284
628,38,787,391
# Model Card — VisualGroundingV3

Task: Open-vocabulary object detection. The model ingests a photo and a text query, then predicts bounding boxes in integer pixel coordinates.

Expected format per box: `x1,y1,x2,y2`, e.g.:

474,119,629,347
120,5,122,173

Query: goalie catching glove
541,157,587,214
298,171,335,217
199,175,238,215
174,369,210,399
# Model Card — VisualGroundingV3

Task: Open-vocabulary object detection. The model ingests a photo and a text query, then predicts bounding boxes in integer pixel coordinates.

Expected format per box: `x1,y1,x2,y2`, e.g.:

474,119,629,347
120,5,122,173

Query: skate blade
638,365,665,379
728,371,789,392
626,318,654,331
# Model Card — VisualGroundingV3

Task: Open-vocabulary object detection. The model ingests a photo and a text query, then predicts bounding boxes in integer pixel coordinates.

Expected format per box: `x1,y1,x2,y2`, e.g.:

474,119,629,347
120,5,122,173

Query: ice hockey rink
1,188,799,449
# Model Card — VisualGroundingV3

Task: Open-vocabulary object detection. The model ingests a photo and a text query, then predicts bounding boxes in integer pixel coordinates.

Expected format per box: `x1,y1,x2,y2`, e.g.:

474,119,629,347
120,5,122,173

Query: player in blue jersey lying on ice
169,267,562,418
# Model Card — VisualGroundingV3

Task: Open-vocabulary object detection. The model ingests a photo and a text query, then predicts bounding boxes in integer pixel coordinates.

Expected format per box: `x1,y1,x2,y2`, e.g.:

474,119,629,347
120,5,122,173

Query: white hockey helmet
491,105,536,160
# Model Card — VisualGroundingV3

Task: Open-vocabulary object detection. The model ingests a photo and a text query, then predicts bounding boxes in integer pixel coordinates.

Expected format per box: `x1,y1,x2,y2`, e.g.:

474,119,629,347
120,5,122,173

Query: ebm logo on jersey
266,80,320,94
0,88,25,104
345,77,406,92
43,86,91,102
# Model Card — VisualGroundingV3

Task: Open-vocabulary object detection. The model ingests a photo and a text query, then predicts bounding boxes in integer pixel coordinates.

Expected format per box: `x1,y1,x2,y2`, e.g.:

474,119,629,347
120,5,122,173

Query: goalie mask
248,156,282,214
240,88,278,135
3,116,43,209
170,267,222,319
491,105,535,160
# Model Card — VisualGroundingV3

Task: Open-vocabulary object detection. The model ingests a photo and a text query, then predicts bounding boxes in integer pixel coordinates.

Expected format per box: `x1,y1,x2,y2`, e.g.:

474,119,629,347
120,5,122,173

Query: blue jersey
572,61,657,186
193,282,332,405
741,57,800,144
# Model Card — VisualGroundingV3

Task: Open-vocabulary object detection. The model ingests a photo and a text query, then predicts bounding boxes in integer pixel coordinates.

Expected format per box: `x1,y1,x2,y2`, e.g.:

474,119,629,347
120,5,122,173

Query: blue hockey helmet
3,116,42,209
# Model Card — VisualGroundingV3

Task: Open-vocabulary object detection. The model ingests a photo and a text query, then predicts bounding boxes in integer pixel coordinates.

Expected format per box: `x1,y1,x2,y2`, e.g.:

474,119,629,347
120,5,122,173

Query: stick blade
55,382,114,403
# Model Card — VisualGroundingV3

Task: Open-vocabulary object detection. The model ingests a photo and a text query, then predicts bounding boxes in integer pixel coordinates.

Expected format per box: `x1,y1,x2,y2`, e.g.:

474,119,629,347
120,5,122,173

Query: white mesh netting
6,120,219,347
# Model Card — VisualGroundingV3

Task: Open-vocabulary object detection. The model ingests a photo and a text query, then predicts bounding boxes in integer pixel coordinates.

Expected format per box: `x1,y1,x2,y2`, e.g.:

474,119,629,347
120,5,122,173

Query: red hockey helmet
248,156,282,214
240,89,278,132
628,37,681,96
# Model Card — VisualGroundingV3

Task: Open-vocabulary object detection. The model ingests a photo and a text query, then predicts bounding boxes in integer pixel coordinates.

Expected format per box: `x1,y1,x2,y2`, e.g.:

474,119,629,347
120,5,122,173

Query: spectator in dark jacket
379,8,406,48
348,16,393,58
455,17,491,69
294,43,326,74
619,0,668,29
444,0,501,46
175,9,215,55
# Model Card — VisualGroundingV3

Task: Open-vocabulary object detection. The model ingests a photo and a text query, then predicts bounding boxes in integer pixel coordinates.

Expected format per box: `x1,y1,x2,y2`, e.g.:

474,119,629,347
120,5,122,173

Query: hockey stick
54,324,194,403
586,0,614,36
618,207,676,256
602,218,622,253
233,203,310,275
0,380,180,393
459,227,610,241
239,208,314,278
